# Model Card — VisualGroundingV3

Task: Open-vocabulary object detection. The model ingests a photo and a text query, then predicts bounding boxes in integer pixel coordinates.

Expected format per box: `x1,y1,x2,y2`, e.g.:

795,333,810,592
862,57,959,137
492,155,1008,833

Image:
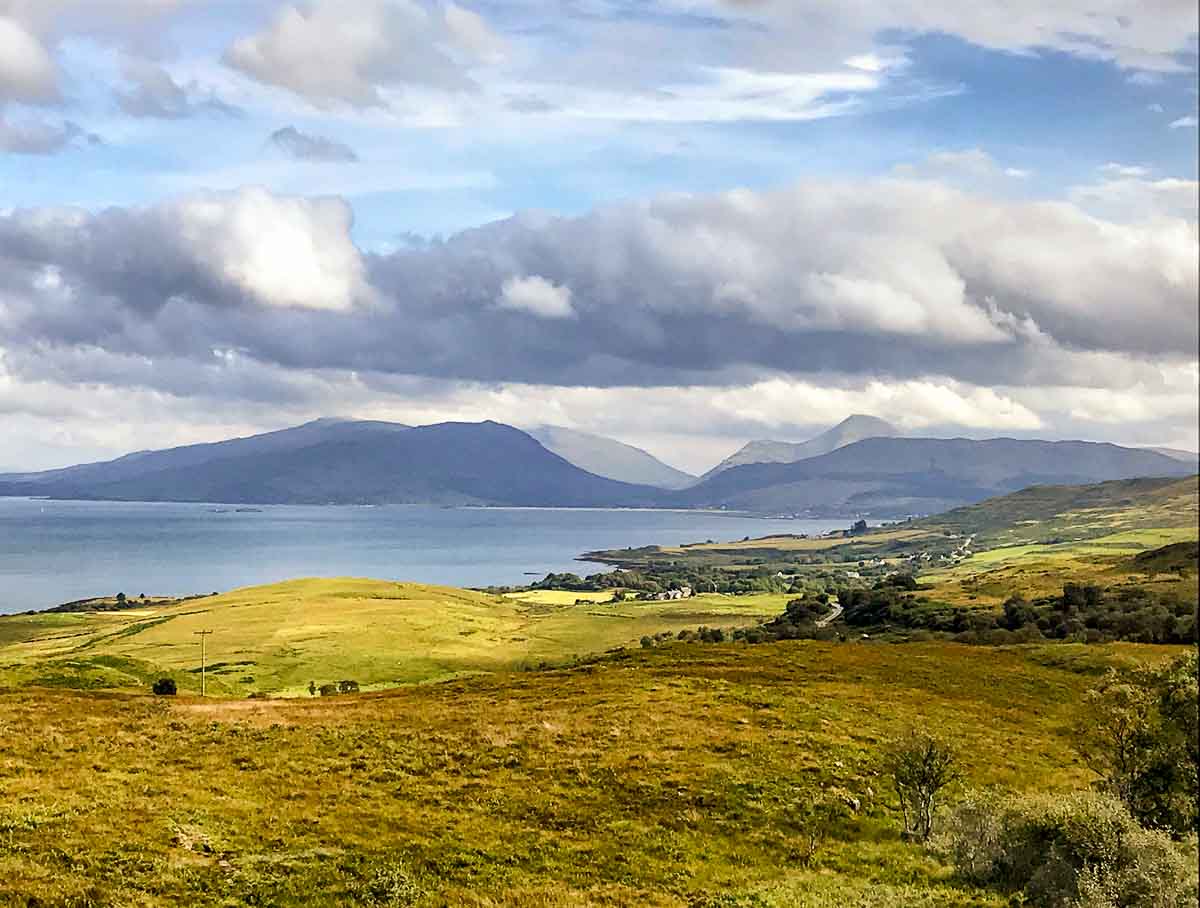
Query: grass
919,527,1199,609
585,476,1198,575
0,580,785,697
0,638,1185,907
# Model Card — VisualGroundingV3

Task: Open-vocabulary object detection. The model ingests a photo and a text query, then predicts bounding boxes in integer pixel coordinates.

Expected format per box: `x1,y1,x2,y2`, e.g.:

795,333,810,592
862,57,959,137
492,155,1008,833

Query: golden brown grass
0,639,1183,907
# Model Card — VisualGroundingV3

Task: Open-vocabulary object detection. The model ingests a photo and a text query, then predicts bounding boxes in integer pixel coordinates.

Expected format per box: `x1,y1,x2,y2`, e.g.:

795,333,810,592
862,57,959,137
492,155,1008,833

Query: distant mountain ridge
673,436,1196,517
702,415,899,480
528,426,696,489
0,419,660,507
1,419,1192,516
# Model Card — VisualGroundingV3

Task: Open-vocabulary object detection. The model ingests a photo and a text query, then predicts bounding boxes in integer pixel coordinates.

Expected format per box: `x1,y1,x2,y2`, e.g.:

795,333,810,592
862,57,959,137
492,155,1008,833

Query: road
816,601,843,628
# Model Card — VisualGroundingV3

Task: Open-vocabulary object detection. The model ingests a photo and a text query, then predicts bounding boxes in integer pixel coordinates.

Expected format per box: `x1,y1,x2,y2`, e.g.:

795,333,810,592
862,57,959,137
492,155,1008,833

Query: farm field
0,638,1185,907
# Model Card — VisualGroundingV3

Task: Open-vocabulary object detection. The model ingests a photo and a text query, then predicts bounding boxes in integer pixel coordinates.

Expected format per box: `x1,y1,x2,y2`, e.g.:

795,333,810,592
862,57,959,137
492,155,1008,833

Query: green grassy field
0,580,786,697
0,638,1185,907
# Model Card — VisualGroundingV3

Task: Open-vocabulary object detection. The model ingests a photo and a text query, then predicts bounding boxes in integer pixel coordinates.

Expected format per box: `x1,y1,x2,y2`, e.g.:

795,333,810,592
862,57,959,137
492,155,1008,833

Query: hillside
528,425,696,489
0,578,787,696
0,639,1185,906
675,436,1195,516
0,420,660,507
700,414,899,480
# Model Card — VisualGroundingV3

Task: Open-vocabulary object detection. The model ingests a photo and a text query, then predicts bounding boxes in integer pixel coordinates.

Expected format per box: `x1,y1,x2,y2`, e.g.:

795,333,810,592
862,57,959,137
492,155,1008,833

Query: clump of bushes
318,680,361,696
151,678,177,696
934,790,1198,907
354,860,425,906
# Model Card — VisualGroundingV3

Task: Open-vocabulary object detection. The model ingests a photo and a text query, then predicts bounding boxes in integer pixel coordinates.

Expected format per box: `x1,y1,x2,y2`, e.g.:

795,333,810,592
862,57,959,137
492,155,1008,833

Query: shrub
318,683,340,697
151,677,177,696
338,680,360,693
934,790,1198,907
355,861,425,906
884,731,959,841
1073,652,1198,835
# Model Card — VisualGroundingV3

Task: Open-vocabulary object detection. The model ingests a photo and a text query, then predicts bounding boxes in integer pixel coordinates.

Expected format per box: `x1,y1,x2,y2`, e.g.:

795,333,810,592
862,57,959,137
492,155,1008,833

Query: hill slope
676,436,1195,516
0,578,786,695
528,425,696,489
701,414,899,480
4,639,1168,906
0,420,660,507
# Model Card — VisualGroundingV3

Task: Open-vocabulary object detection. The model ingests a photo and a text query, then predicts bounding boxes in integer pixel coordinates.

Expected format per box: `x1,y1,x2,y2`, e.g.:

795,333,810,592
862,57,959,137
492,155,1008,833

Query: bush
935,790,1198,907
884,731,959,841
1073,652,1198,835
338,680,360,693
355,861,425,906
318,683,340,697
151,677,177,696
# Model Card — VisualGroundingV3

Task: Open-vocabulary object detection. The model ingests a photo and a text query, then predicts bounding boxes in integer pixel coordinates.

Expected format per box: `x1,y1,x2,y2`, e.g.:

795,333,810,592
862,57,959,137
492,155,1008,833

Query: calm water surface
0,498,847,613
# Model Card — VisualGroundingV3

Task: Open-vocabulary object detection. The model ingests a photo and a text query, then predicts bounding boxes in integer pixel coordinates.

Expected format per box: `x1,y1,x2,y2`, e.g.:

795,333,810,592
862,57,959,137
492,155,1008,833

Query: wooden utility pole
194,630,213,696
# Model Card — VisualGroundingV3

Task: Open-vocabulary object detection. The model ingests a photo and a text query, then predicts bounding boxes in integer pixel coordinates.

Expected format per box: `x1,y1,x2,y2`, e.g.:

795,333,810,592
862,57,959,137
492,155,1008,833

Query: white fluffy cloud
224,0,479,108
171,188,370,311
1069,174,1199,221
0,15,57,102
1,178,1195,383
498,275,575,318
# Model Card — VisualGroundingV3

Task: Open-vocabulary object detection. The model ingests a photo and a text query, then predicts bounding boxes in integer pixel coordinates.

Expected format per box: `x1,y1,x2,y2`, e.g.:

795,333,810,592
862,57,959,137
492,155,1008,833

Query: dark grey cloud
0,181,1195,397
267,126,358,162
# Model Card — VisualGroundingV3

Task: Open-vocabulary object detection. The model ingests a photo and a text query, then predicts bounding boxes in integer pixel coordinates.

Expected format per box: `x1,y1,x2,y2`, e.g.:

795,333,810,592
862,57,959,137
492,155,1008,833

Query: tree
884,731,960,840
936,790,1197,908
152,678,177,696
308,680,317,697
1074,652,1199,835
116,592,126,604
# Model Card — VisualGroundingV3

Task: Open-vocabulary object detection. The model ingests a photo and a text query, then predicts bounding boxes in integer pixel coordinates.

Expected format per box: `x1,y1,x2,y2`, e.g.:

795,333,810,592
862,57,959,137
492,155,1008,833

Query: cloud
894,149,1031,188
0,1,193,104
171,189,371,311
1168,115,1198,128
444,2,506,65
1148,103,1165,113
223,0,478,109
498,275,574,318
0,15,58,103
267,125,359,162
1099,162,1151,178
0,187,370,315
0,115,95,153
0,180,1195,396
1070,174,1199,221
115,59,240,119
706,0,1199,74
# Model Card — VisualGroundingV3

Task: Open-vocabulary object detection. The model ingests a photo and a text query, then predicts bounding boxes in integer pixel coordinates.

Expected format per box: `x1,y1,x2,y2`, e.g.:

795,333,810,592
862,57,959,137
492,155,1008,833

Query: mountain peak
701,414,901,479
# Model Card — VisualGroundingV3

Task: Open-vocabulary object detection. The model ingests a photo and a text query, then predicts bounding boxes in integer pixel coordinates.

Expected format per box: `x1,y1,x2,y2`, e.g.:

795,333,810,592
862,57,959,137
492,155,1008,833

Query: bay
0,498,848,614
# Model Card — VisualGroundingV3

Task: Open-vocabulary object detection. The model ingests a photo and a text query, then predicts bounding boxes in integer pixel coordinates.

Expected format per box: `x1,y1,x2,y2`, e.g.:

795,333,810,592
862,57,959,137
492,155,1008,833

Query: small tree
152,677,177,696
308,680,317,697
1073,652,1198,835
885,731,960,840
116,592,127,605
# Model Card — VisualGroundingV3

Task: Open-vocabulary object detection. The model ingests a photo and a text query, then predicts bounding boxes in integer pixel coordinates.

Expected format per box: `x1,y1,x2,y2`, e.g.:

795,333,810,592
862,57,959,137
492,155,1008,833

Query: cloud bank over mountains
0,0,1195,469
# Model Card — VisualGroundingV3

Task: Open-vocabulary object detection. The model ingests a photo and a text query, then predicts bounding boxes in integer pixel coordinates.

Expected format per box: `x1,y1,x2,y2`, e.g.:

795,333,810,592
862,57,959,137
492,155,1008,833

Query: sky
0,0,1197,475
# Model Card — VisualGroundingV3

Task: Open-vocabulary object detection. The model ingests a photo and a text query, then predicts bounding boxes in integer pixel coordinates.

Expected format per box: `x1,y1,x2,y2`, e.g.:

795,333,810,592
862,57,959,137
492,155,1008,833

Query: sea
0,498,849,615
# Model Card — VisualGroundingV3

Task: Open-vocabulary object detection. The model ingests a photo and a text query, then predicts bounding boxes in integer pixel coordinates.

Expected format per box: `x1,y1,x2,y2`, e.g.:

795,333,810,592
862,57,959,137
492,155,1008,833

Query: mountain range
527,425,696,489
1,417,1193,516
700,415,900,480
